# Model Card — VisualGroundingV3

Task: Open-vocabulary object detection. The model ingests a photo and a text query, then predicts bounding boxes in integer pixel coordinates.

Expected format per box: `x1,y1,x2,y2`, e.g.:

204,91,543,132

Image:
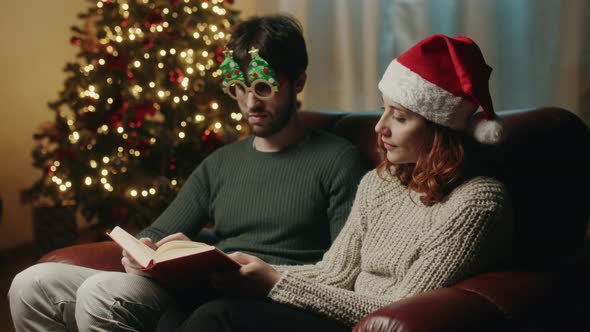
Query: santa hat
378,34,505,144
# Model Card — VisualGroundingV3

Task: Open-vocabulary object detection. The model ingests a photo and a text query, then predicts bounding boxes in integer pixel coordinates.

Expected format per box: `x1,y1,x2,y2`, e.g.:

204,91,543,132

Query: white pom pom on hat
378,34,506,144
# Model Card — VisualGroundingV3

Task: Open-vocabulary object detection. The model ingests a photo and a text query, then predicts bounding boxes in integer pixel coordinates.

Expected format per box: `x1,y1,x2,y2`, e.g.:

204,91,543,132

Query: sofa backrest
300,108,590,268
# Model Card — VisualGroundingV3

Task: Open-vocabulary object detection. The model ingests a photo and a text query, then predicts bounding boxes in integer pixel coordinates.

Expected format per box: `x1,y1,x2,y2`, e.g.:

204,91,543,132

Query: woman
176,34,514,332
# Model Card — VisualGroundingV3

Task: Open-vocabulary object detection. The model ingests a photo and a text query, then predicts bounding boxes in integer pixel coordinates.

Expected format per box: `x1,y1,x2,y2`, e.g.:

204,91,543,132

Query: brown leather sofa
39,107,590,332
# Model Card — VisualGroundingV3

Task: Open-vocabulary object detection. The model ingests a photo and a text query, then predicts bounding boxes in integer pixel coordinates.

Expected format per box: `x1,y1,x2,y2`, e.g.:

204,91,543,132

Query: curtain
237,0,589,125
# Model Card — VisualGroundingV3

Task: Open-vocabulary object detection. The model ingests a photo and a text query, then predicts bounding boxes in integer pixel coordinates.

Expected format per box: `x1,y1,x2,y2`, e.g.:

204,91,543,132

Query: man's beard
249,92,296,138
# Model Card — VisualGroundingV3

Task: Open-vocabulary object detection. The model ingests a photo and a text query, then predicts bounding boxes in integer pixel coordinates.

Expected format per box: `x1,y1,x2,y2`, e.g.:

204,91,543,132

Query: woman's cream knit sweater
269,170,513,327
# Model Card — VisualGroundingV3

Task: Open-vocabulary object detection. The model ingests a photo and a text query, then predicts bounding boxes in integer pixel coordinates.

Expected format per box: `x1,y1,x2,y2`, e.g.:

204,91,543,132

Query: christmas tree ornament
168,69,185,84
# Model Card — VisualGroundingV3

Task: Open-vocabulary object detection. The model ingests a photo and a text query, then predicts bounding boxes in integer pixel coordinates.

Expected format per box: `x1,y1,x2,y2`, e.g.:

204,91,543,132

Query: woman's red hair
377,121,467,206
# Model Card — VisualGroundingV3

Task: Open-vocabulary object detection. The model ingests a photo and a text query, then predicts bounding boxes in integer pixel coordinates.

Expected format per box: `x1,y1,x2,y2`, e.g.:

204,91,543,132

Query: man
9,14,368,332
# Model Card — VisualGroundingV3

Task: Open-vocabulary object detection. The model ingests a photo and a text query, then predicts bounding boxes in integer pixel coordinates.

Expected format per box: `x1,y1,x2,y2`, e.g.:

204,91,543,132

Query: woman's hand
211,252,281,298
121,237,156,276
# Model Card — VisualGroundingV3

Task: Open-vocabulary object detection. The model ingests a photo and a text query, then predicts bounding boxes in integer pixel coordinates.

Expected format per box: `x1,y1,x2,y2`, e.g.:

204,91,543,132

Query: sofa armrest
453,271,552,320
38,241,125,272
353,287,508,332
353,270,567,332
453,270,578,331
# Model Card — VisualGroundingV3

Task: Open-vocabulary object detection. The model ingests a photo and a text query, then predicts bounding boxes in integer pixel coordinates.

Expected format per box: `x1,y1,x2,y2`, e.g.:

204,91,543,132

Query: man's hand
122,233,190,276
121,237,156,276
211,252,281,298
155,232,190,247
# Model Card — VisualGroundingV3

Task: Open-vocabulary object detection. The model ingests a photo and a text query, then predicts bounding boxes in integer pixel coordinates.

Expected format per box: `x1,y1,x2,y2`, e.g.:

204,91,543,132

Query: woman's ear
294,72,307,93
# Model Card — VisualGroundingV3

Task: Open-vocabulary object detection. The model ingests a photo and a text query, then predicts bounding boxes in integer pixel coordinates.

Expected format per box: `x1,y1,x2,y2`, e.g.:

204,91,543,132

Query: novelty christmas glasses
220,47,279,100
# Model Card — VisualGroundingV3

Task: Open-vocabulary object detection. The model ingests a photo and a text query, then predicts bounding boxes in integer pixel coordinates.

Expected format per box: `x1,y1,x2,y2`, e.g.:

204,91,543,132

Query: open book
107,226,240,287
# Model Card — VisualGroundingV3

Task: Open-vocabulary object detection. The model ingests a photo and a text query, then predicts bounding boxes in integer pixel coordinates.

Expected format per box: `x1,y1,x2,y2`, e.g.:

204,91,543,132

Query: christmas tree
23,0,244,230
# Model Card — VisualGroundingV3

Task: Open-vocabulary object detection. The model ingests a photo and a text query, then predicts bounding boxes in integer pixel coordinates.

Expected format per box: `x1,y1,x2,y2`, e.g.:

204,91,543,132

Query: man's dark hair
226,14,308,82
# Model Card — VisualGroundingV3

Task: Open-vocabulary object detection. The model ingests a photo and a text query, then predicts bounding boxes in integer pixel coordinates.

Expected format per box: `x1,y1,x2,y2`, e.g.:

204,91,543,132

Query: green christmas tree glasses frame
220,47,279,100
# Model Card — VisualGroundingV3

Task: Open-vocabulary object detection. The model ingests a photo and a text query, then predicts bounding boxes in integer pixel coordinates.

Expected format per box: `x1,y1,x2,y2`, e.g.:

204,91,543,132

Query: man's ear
294,72,307,93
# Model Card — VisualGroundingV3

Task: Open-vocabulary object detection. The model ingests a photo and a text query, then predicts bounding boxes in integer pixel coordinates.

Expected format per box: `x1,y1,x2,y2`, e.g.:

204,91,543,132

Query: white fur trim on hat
468,110,507,144
378,59,477,130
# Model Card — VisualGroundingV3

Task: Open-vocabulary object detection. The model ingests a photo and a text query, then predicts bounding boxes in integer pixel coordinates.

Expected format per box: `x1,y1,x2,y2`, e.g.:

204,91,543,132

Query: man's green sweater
137,128,368,265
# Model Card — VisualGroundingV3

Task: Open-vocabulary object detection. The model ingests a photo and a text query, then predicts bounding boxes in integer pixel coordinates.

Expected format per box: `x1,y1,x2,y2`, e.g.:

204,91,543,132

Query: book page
108,226,156,268
153,240,213,263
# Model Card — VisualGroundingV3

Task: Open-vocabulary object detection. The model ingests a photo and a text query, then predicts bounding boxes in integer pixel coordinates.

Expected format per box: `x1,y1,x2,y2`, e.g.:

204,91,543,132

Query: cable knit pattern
269,170,513,327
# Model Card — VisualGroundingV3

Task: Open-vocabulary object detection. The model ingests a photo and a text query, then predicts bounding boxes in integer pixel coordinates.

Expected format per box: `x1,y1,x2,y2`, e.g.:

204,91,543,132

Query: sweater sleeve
135,157,215,242
269,272,393,327
324,145,369,241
